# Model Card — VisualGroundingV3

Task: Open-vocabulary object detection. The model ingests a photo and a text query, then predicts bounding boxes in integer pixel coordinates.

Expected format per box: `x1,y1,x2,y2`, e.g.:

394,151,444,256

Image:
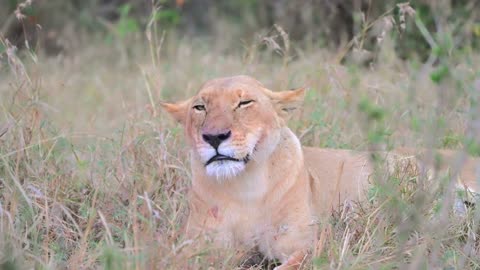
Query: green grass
1,11,480,269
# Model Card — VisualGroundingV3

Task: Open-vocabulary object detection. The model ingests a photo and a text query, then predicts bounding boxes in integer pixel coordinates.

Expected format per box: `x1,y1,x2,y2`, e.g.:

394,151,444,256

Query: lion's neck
190,127,305,203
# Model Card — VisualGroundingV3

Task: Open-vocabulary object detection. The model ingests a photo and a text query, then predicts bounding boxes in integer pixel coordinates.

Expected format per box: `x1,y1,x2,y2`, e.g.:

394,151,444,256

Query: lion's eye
237,100,254,108
193,105,205,111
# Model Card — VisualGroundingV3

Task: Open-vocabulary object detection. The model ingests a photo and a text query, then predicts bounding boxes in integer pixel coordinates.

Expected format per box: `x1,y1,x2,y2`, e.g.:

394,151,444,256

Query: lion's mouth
205,154,250,166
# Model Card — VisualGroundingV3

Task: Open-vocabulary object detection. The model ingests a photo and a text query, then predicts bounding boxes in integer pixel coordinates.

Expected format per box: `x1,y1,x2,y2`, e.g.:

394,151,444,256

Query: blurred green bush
1,0,479,59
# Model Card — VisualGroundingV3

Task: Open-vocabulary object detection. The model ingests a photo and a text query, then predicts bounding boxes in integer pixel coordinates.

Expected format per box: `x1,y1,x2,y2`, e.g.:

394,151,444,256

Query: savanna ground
1,1,480,269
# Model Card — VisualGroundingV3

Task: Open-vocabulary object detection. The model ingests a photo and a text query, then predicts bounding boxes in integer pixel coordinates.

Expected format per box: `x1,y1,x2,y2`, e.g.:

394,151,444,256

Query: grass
1,11,480,269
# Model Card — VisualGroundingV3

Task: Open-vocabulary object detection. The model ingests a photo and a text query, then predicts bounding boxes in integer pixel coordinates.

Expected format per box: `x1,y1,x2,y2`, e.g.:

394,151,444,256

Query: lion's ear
160,99,190,124
264,87,307,118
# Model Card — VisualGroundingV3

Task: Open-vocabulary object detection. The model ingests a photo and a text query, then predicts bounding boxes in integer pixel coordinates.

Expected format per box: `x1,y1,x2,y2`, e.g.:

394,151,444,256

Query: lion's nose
202,131,231,149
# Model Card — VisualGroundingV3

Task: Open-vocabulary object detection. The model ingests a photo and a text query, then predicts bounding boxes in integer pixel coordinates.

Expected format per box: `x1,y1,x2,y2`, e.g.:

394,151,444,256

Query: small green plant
358,97,390,145
101,246,126,270
115,4,140,39
154,8,181,27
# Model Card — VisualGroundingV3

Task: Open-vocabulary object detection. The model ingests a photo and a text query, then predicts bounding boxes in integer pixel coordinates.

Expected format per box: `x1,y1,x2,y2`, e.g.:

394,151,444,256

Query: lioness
161,75,479,269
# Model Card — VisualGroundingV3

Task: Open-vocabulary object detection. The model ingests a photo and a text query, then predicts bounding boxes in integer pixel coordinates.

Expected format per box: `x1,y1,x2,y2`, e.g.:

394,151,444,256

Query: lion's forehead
195,77,266,102
199,89,239,105
202,75,264,89
197,87,266,107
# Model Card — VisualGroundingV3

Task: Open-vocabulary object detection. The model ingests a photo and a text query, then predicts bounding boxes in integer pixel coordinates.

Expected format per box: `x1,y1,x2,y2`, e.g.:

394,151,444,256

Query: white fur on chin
206,160,246,181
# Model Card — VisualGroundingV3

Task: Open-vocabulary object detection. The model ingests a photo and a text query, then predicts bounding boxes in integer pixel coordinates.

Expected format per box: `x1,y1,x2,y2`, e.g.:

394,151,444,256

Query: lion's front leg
274,250,309,270
184,203,235,246
258,219,314,270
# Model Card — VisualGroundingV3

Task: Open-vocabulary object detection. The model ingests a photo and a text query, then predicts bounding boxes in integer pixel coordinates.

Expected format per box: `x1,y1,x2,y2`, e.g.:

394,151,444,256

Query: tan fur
161,75,479,269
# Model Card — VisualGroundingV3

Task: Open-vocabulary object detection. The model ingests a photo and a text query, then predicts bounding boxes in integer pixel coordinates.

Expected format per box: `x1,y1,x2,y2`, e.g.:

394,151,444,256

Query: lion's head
161,75,305,180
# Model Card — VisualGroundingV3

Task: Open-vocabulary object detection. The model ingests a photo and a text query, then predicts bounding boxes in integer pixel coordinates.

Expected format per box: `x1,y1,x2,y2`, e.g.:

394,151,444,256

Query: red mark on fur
208,206,219,219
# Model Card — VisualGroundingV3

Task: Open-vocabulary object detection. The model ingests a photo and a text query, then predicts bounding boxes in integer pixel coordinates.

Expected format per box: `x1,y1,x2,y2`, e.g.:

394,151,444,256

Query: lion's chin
205,160,246,181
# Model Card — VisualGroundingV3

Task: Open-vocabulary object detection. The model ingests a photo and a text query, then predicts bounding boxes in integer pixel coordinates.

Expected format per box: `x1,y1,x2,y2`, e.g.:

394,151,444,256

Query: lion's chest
212,202,286,249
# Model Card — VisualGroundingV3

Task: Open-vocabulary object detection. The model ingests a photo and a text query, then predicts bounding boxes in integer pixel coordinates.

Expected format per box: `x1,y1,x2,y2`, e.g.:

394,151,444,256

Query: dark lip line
205,154,250,167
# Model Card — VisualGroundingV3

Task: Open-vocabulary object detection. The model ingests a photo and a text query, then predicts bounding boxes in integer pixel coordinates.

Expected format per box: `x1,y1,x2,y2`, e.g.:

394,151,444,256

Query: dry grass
1,14,480,270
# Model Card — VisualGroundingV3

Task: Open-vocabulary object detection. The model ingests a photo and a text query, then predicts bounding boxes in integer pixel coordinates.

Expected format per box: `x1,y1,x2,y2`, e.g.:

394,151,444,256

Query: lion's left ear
264,87,307,118
160,99,190,125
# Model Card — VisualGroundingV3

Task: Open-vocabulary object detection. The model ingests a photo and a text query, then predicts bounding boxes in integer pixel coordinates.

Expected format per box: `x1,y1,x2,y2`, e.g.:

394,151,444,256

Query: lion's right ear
263,87,307,118
160,99,190,125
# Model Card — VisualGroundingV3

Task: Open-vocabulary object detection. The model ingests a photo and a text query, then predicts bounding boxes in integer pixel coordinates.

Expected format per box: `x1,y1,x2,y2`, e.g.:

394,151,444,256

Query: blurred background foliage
1,0,479,60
